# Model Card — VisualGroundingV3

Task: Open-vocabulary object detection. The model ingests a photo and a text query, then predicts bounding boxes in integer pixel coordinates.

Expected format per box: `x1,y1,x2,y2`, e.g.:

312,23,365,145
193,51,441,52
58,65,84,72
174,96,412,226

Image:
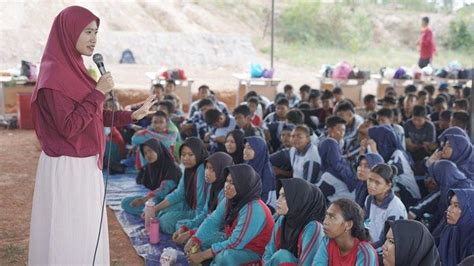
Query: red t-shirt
420,27,436,59
328,238,360,266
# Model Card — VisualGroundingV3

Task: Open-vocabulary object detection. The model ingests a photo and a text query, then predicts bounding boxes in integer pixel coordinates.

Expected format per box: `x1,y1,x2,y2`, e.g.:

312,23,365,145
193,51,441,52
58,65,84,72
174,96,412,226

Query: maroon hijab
31,6,100,103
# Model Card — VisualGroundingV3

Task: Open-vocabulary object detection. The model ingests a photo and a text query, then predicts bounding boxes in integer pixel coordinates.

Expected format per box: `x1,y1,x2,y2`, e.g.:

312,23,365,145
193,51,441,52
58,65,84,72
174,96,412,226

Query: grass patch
2,244,25,264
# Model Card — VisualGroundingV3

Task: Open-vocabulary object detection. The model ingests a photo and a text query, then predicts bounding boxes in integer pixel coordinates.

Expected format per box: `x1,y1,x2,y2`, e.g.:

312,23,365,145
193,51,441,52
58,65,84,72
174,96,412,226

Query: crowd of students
105,80,473,265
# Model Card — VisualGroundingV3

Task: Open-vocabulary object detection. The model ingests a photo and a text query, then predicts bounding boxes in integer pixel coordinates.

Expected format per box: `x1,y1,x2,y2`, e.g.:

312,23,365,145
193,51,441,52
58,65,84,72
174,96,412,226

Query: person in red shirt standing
419,16,437,68
28,6,155,265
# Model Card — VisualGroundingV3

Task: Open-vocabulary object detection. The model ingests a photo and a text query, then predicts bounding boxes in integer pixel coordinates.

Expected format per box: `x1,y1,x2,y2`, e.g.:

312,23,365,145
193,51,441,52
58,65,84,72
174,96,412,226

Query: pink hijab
31,6,100,103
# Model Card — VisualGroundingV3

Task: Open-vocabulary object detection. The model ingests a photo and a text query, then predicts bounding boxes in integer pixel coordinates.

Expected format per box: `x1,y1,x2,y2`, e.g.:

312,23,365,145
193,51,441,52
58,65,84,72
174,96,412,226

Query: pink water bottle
144,200,155,233
149,218,160,244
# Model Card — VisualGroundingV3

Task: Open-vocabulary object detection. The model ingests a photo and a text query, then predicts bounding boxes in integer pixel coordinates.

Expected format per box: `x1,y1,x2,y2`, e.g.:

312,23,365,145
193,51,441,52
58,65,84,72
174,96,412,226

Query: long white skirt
28,152,110,265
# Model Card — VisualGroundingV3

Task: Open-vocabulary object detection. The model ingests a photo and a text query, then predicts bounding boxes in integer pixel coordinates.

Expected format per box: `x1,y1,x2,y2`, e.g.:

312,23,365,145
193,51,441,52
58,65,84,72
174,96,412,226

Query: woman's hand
184,239,199,255
175,231,192,245
131,95,157,121
367,139,378,153
172,228,184,243
96,72,114,95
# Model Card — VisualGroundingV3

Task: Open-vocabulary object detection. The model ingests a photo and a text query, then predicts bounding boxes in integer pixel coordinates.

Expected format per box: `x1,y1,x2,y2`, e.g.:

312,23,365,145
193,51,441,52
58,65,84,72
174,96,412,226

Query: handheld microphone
93,53,106,75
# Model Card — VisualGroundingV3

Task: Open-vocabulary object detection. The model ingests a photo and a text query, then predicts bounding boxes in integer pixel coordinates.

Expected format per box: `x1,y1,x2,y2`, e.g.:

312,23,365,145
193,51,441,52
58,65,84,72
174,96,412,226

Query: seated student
454,99,469,112
308,89,322,109
298,102,321,132
356,94,379,119
164,94,185,124
401,94,418,123
277,124,294,151
188,84,210,117
131,111,181,166
332,87,346,106
264,98,290,150
417,90,433,114
376,108,406,150
172,152,233,245
316,115,347,148
453,84,464,100
233,105,265,138
185,164,274,265
335,101,364,154
103,98,127,171
314,199,378,266
284,84,301,108
317,138,357,202
438,134,474,178
286,109,319,146
382,220,440,266
409,160,473,232
429,96,448,123
438,188,474,266
248,96,263,128
317,90,335,129
125,82,164,111
180,98,214,139
450,111,470,132
263,178,326,265
204,108,237,152
435,110,452,138
151,137,208,234
364,163,407,250
121,139,181,216
299,84,311,102
164,79,183,111
268,125,296,193
288,125,321,184
345,118,378,163
354,153,384,208
404,105,436,165
367,125,421,207
264,98,289,125
244,136,277,210
382,95,399,110
225,130,245,164
423,84,436,105
264,92,287,118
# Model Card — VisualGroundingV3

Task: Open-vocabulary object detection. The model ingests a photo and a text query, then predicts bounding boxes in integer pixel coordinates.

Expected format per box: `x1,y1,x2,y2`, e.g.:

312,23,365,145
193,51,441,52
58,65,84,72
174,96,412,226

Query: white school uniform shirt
289,143,321,183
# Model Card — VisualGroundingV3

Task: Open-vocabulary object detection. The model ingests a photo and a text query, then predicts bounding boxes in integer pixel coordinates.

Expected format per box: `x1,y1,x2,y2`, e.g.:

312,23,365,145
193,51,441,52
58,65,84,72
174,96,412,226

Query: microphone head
93,53,104,65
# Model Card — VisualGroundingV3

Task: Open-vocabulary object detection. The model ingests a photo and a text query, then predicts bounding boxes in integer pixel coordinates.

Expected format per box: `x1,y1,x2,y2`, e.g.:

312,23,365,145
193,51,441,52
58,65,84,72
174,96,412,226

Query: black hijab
226,130,245,164
280,178,326,257
180,137,208,209
138,138,181,190
384,220,440,266
224,164,262,225
205,152,234,212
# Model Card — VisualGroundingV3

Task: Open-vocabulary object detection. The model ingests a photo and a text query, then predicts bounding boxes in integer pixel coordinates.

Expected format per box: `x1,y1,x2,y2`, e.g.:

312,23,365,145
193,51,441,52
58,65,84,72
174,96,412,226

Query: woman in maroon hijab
28,6,155,265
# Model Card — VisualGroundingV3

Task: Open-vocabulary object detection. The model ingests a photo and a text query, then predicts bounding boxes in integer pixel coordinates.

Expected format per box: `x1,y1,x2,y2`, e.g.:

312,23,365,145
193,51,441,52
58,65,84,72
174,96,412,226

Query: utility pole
271,0,275,69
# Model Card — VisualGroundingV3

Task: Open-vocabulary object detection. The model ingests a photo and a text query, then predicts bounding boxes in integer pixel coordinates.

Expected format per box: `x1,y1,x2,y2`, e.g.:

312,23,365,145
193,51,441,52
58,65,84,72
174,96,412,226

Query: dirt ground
0,129,144,265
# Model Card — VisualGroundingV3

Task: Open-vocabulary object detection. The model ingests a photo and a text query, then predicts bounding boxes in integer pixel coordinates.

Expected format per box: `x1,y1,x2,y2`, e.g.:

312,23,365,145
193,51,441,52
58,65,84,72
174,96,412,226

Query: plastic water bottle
149,218,160,244
144,200,155,233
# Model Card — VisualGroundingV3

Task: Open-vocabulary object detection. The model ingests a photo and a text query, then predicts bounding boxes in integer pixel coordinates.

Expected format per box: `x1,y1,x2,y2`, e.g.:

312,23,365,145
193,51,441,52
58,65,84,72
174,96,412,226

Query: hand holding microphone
93,53,114,95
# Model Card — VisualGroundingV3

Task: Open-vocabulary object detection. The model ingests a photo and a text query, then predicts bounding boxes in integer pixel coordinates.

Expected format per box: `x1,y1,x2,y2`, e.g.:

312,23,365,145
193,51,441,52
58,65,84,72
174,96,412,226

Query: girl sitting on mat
121,138,181,216
151,137,208,234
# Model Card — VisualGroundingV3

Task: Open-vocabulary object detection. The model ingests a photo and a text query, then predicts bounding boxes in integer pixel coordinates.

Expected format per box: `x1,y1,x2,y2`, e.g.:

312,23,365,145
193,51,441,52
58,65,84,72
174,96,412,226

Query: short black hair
452,111,470,129
454,99,469,111
404,85,417,95
197,98,214,109
377,108,393,118
422,16,429,24
204,109,223,125
198,84,210,92
274,92,286,102
244,91,258,101
463,87,471,98
276,98,290,107
166,79,176,86
434,96,447,105
423,85,435,96
233,105,251,117
413,105,427,117
309,89,321,99
363,94,376,103
383,95,398,105
284,84,294,92
151,83,164,91
299,84,311,93
367,117,379,126
286,109,305,125
321,90,334,101
440,110,452,120
294,124,311,136
326,115,347,128
158,100,175,114
153,110,168,119
298,102,311,109
417,90,428,98
335,101,355,114
248,96,260,105
333,87,343,95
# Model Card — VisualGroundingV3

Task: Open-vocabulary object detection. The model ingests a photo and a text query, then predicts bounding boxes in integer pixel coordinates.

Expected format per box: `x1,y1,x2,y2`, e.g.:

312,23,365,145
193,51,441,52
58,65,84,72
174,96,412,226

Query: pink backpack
332,61,352,79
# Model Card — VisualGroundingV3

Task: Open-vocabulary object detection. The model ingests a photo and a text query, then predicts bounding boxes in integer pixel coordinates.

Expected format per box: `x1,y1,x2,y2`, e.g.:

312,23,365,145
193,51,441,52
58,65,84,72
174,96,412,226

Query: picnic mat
103,173,189,265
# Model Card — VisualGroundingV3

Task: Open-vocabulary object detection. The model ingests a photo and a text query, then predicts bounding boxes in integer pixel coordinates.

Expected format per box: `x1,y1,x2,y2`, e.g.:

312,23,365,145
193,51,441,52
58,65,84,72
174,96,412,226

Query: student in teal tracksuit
172,152,234,245
263,178,327,265
121,138,181,216
314,198,379,266
152,137,208,234
185,164,275,265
